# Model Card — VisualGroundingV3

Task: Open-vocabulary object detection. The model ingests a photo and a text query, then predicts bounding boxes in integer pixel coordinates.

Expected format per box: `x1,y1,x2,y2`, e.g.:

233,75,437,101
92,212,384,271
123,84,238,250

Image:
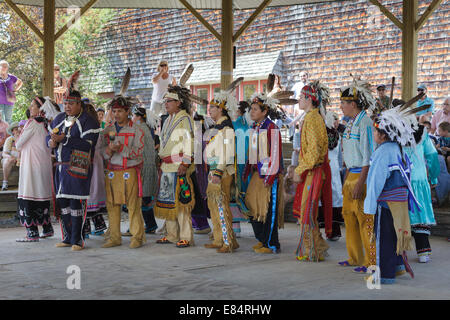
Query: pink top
0,120,8,146
431,109,450,134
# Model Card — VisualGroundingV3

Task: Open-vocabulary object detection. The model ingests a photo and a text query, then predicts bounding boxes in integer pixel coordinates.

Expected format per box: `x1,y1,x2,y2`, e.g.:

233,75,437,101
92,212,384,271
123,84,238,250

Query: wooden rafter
233,0,272,42
179,0,222,42
415,0,442,31
368,0,403,31
4,0,44,41
55,0,99,40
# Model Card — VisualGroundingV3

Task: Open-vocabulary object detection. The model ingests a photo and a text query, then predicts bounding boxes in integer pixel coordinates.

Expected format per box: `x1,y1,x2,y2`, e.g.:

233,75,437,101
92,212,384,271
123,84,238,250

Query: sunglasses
54,69,60,71
417,89,425,92
160,64,168,67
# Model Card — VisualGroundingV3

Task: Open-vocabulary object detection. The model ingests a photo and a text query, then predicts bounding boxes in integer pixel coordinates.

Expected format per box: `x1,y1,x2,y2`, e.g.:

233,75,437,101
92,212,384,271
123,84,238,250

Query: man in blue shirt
416,84,435,121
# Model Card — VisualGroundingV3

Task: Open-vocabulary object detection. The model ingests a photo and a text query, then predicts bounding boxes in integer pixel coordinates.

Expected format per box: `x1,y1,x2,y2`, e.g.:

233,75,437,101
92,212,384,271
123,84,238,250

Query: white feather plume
212,90,239,120
341,76,376,111
325,111,337,129
39,96,59,120
377,106,417,147
244,110,254,127
250,92,279,112
145,109,160,130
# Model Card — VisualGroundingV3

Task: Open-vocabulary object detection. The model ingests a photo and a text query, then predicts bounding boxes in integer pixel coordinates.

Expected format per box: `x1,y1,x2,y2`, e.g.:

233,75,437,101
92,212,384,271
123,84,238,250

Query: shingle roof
186,51,283,85
0,0,341,9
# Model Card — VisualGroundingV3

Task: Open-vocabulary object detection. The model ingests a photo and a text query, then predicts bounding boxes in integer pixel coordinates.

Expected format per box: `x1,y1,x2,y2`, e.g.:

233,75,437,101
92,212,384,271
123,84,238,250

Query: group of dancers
14,66,439,285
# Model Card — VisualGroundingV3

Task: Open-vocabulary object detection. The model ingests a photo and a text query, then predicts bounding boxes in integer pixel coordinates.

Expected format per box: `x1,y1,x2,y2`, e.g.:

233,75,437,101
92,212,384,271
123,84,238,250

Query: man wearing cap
101,96,146,249
376,84,390,110
155,85,195,248
416,84,435,121
47,89,100,251
1,121,20,191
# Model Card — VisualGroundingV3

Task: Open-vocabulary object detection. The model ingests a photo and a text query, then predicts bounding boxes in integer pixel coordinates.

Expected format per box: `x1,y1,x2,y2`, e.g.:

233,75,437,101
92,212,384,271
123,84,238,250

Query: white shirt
291,81,307,99
151,73,175,103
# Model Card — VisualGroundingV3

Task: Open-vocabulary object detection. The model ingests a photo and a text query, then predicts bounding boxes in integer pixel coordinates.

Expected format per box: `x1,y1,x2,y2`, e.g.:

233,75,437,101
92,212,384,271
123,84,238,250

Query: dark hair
413,124,425,144
341,88,363,110
252,100,281,120
238,101,250,115
26,109,31,119
167,85,192,115
438,121,450,132
267,74,275,93
84,103,100,126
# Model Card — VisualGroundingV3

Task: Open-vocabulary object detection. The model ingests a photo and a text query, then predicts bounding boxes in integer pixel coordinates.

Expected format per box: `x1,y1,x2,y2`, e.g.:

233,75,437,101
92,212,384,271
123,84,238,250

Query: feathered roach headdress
340,75,376,111
300,79,331,119
209,77,243,120
373,92,426,147
107,68,139,110
63,70,81,102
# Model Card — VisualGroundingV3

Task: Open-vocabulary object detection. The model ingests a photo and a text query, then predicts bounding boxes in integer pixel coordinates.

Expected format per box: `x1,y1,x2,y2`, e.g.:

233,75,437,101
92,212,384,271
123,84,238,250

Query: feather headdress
107,68,139,110
373,92,426,147
39,96,60,120
250,92,279,112
208,77,243,120
301,80,331,119
340,75,376,111
63,70,81,101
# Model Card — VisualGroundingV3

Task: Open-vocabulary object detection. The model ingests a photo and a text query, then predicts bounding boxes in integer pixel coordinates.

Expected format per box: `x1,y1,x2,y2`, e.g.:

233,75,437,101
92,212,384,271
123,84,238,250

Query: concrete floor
0,218,449,300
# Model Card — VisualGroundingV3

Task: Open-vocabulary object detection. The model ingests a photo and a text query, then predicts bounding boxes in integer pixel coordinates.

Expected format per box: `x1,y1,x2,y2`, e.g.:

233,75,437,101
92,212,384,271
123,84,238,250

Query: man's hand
177,164,188,176
48,139,57,148
51,133,66,143
109,142,122,153
352,180,365,200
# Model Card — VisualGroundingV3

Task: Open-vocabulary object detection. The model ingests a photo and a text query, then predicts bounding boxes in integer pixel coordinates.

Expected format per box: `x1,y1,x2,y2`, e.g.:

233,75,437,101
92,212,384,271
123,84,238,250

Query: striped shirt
342,110,375,169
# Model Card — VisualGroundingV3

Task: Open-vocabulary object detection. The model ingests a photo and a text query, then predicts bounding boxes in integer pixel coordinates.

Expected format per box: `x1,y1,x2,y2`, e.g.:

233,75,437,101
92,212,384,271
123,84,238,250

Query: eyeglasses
54,69,60,71
164,99,177,104
160,64,168,67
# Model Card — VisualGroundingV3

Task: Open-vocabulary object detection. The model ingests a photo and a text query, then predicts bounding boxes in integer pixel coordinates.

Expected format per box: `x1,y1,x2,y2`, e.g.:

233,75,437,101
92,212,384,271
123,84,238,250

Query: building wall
90,0,449,111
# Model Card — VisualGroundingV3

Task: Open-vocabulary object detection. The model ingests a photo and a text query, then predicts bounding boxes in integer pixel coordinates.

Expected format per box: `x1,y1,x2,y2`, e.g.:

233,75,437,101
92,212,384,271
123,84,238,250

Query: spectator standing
0,111,9,151
0,60,23,123
1,122,20,191
376,84,390,110
53,64,67,108
150,60,177,115
416,84,435,121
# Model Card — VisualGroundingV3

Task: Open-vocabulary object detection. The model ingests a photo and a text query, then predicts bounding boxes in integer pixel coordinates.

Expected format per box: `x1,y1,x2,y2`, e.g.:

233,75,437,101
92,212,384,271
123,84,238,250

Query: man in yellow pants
339,78,377,273
101,71,146,249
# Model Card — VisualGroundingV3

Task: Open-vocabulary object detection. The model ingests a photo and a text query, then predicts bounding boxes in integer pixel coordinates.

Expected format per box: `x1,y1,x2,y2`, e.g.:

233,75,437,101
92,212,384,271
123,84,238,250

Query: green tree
0,4,118,121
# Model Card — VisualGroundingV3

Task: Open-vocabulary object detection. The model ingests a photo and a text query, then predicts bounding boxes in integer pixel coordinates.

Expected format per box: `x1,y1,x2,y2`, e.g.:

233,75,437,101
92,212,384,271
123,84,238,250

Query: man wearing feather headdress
101,68,146,249
154,85,196,248
338,77,377,273
203,88,239,253
47,71,101,251
292,80,332,262
243,92,284,254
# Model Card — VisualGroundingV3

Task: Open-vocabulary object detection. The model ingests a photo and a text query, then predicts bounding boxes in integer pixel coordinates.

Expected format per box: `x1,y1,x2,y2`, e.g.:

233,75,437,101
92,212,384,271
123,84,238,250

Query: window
243,84,256,102
196,88,208,116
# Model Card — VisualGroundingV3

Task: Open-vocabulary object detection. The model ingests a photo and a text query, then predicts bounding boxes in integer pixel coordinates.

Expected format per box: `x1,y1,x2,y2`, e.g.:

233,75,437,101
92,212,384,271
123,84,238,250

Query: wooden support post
221,0,234,90
55,0,98,41
401,0,418,101
43,0,55,98
233,0,272,42
4,0,44,40
416,0,442,31
180,0,221,42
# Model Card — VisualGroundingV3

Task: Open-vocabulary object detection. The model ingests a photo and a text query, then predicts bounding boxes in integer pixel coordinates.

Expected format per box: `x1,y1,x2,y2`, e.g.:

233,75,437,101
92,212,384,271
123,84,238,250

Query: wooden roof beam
415,0,442,31
179,0,222,42
55,0,98,41
233,0,272,42
4,0,44,41
368,0,403,31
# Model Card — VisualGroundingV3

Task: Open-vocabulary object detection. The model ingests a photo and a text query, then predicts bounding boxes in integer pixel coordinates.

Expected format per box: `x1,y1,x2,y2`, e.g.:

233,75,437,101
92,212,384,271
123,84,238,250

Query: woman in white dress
16,97,55,242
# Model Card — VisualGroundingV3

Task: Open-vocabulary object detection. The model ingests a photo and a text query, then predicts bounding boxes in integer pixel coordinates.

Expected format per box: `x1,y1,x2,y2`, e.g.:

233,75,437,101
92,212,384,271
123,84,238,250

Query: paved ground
0,218,449,300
